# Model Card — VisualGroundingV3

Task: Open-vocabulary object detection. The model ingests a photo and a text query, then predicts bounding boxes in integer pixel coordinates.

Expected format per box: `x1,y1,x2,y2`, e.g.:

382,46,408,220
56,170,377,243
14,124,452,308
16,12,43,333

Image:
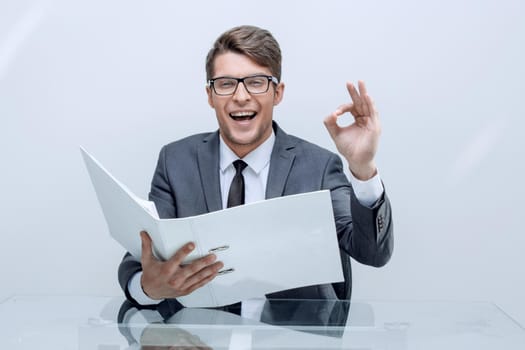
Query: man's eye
247,79,264,87
217,80,235,88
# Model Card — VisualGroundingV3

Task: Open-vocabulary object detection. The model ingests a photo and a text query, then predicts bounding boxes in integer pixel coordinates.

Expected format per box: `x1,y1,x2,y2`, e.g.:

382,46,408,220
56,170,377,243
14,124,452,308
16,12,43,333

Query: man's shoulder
162,131,217,152
277,127,338,160
154,131,218,167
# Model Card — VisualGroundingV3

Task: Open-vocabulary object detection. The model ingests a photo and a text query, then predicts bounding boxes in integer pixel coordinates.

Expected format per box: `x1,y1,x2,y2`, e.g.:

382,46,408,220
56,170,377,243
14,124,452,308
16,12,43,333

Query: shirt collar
219,131,275,174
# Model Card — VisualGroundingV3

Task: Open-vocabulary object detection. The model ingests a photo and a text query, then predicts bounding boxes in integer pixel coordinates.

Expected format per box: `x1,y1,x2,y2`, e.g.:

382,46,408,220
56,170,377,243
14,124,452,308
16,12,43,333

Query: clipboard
81,147,344,307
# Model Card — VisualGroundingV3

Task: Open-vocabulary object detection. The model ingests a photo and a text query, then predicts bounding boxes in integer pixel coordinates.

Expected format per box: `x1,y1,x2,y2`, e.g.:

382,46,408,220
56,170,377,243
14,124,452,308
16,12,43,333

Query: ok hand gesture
324,80,381,180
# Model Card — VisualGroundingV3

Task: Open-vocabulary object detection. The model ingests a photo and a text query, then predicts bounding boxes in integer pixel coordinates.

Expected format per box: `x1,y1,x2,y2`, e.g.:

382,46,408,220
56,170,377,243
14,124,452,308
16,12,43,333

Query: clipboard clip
209,245,233,275
208,245,229,253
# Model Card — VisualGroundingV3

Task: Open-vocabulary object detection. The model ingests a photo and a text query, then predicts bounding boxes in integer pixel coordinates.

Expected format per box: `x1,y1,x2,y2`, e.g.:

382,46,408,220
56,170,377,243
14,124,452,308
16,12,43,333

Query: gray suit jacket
118,122,393,315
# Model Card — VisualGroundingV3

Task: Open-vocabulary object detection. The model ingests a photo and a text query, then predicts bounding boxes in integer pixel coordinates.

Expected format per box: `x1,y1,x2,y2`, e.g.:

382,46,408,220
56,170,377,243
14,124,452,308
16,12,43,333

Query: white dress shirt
129,130,384,315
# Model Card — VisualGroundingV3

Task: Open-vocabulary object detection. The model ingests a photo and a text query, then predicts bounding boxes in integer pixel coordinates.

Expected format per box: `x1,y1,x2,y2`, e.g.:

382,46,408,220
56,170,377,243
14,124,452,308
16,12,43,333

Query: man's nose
232,81,251,102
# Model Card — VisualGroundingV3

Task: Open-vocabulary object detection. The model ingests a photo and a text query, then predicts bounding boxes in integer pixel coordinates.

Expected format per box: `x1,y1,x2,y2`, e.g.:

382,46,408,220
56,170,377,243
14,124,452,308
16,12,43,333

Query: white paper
81,147,344,308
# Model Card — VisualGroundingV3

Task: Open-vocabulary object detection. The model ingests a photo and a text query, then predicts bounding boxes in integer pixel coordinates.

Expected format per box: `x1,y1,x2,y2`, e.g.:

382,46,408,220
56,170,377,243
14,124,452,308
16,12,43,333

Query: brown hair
205,25,282,82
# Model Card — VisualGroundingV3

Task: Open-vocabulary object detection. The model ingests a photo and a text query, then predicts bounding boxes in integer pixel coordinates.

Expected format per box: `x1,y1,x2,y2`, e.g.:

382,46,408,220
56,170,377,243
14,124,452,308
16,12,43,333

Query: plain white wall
1,0,524,325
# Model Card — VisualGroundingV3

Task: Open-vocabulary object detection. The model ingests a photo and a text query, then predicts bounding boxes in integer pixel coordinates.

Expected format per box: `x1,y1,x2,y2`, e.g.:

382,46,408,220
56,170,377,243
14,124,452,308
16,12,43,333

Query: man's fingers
178,261,224,294
361,96,370,117
346,82,364,115
182,260,224,287
364,94,378,118
348,81,376,117
323,112,340,139
168,242,196,266
346,82,359,101
183,273,218,295
165,245,217,278
358,81,373,117
140,241,222,299
337,103,363,119
358,80,368,96
167,258,223,296
178,253,220,278
324,102,363,136
140,231,154,263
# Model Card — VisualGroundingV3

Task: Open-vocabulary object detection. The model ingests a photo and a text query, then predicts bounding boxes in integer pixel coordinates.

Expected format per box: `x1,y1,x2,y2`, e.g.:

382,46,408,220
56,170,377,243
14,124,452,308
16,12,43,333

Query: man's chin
229,135,258,148
223,131,264,154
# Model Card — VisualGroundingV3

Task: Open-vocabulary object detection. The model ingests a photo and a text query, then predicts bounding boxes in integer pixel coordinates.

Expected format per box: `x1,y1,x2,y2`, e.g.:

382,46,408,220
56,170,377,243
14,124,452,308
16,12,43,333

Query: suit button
378,214,384,231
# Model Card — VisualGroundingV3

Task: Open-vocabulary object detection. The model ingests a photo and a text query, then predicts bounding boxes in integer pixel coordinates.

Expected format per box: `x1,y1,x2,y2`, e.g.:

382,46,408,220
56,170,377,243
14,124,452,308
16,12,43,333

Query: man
118,25,393,316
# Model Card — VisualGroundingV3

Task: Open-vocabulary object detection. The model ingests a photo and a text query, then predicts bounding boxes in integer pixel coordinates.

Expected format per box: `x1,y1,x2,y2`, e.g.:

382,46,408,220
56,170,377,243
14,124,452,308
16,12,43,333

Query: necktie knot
233,159,247,174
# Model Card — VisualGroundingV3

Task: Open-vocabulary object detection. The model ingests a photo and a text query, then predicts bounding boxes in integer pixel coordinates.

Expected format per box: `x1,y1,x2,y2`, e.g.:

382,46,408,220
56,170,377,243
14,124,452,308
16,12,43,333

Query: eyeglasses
208,75,279,96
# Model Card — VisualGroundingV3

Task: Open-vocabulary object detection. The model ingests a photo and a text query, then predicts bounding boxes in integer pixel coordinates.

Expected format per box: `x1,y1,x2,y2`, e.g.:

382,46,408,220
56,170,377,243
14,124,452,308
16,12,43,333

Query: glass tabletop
0,295,524,349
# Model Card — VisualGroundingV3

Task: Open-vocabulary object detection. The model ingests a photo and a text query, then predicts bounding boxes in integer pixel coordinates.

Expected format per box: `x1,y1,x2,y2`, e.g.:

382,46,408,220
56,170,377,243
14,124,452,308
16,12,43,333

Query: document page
81,147,344,307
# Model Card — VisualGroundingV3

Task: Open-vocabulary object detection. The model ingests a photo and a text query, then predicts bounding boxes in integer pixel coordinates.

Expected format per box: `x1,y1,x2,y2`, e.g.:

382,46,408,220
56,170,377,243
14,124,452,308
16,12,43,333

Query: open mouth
229,111,257,121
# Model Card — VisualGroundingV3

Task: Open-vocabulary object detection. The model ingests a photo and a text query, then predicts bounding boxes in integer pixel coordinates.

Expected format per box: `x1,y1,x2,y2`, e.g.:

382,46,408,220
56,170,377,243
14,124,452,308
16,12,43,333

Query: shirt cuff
347,170,384,208
128,271,164,306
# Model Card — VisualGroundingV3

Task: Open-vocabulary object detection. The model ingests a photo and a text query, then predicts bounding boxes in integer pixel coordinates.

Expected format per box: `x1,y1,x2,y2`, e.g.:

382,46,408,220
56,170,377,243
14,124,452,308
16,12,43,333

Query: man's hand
141,325,212,350
324,80,381,180
139,231,224,300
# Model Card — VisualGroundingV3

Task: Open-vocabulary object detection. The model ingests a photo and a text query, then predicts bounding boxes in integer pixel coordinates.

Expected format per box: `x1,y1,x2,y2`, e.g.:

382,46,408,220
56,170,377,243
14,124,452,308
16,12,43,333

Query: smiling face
206,51,285,158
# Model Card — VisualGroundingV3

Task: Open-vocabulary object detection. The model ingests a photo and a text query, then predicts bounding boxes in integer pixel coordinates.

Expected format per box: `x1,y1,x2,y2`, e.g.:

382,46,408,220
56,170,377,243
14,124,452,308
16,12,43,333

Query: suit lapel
197,131,223,212
266,123,297,199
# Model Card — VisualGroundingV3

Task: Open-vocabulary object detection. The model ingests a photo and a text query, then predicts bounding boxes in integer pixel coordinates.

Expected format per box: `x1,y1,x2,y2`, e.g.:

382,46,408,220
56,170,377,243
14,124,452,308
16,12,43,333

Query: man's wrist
347,169,384,207
129,271,163,306
348,162,377,181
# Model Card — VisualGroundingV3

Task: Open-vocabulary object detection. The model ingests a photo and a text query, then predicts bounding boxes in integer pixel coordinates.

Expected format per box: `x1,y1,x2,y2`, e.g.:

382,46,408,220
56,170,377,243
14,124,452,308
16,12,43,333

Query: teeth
229,111,256,121
230,111,255,117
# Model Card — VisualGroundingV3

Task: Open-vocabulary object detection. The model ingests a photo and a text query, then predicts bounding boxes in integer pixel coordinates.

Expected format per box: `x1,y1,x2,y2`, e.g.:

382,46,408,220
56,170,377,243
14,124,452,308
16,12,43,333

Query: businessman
118,25,393,315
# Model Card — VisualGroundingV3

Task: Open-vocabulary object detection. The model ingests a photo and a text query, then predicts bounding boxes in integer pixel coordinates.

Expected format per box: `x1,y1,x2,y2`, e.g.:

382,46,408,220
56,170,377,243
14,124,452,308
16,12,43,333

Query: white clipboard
81,147,344,307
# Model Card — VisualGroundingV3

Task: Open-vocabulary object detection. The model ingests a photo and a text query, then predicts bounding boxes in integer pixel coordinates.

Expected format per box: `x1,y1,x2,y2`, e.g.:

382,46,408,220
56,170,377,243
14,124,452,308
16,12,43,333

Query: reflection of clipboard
81,148,344,308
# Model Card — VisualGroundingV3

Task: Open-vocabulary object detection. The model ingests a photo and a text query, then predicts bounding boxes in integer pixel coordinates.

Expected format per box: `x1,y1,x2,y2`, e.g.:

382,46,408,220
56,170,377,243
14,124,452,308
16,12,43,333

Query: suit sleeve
324,153,394,267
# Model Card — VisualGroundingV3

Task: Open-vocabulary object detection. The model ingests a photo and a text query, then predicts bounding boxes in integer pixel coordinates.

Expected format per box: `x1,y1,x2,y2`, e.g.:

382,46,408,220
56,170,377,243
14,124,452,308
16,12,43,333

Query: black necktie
227,160,248,208
222,159,247,316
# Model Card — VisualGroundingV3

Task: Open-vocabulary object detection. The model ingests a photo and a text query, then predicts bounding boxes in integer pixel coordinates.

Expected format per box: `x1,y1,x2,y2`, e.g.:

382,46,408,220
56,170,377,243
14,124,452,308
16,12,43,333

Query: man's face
206,51,284,158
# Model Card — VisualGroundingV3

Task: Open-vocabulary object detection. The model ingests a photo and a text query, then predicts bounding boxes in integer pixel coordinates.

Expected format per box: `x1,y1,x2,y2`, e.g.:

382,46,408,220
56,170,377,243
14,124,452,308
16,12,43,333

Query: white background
1,0,524,326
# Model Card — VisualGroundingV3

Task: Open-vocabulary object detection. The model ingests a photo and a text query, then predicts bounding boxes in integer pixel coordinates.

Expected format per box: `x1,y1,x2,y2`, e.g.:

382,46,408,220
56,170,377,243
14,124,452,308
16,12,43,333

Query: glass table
0,296,524,349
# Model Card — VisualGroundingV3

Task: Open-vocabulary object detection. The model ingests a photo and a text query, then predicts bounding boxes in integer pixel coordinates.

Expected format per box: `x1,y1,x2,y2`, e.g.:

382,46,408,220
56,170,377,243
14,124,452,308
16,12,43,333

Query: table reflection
116,299,400,349
1,296,523,349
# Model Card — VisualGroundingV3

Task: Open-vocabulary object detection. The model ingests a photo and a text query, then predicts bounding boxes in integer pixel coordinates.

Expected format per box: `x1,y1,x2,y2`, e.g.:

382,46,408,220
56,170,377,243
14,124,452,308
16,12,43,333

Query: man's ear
206,85,215,108
273,82,285,106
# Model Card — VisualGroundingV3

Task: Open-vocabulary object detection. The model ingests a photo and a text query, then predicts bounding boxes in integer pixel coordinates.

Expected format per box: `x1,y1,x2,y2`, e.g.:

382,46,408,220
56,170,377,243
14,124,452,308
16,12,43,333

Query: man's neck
221,133,273,158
